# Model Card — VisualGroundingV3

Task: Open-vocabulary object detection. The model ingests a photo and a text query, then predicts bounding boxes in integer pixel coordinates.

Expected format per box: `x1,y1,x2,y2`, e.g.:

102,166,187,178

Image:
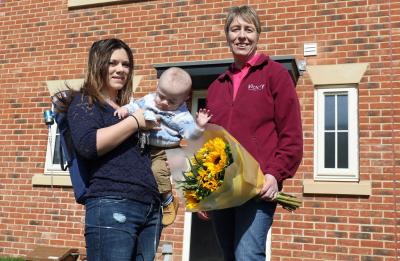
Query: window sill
32,173,72,187
303,179,371,196
68,0,128,9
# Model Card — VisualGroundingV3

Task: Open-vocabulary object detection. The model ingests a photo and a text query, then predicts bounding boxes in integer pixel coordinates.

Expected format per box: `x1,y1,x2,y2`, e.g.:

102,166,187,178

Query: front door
181,90,223,261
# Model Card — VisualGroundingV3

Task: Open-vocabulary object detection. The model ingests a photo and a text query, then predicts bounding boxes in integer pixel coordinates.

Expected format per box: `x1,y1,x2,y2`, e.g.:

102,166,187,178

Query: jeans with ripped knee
84,197,162,261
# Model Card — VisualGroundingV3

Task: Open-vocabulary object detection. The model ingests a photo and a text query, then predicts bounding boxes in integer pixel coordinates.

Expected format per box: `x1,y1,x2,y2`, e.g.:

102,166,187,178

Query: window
44,107,67,174
314,85,359,181
191,90,207,114
33,77,142,186
68,0,131,9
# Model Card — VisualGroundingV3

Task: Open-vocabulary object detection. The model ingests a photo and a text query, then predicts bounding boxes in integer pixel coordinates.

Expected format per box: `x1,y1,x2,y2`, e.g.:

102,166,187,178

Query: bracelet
129,114,140,130
129,114,145,152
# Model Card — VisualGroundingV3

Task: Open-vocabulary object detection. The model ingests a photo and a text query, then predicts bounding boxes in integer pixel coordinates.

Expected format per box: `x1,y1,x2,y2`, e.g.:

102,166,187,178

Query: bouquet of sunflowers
178,137,234,209
166,124,301,212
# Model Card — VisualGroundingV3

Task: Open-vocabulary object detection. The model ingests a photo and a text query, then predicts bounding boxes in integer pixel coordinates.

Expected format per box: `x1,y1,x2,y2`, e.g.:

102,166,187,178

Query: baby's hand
114,107,129,119
196,108,212,128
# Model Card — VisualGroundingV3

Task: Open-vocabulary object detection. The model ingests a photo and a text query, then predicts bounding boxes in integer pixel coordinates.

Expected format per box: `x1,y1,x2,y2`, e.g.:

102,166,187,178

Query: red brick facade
0,0,399,260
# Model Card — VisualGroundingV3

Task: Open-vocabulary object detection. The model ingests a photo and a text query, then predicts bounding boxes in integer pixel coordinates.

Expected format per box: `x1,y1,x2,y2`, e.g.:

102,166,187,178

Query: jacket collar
217,53,270,82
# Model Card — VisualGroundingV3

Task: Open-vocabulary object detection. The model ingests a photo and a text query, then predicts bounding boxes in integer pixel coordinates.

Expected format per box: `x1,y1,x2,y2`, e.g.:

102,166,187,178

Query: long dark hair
54,38,134,111
84,38,134,106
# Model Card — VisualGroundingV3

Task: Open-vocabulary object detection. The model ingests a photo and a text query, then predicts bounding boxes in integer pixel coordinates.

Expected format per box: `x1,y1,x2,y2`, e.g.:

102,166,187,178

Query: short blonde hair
224,5,261,36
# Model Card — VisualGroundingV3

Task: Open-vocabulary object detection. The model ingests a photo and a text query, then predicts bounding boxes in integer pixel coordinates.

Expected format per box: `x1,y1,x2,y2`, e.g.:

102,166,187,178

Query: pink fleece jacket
206,54,303,186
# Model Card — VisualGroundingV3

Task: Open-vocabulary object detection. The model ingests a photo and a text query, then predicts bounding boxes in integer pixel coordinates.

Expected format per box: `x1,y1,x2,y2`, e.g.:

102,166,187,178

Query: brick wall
0,0,399,260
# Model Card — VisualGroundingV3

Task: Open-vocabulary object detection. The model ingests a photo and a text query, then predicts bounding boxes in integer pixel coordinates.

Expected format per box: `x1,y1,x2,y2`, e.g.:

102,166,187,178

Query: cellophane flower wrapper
166,124,265,212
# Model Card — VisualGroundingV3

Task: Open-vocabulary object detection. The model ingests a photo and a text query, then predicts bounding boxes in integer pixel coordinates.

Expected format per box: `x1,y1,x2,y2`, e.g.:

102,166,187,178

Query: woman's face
106,48,131,95
227,16,259,63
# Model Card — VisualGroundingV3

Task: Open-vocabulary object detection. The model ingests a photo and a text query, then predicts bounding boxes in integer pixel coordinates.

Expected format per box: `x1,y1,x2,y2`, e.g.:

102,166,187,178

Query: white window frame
68,0,124,8
314,85,359,181
44,106,67,175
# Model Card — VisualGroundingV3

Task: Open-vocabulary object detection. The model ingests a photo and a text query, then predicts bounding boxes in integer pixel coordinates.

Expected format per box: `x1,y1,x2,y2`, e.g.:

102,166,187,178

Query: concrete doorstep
25,245,80,261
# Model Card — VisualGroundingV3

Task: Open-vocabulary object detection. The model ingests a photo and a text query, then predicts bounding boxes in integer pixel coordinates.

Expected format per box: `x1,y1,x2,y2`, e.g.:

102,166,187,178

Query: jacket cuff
264,169,283,183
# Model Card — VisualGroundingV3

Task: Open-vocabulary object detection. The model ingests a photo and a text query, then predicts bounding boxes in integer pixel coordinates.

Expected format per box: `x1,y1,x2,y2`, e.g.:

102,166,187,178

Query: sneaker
162,197,179,226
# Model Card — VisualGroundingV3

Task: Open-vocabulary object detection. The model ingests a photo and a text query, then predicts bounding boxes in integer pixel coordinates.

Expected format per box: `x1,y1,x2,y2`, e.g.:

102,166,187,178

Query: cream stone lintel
303,180,371,196
46,76,142,96
68,0,127,9
33,76,143,186
307,63,369,86
46,79,83,96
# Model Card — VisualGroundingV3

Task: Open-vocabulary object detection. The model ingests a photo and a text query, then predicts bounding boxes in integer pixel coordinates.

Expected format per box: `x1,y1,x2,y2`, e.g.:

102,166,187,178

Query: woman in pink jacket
205,5,303,261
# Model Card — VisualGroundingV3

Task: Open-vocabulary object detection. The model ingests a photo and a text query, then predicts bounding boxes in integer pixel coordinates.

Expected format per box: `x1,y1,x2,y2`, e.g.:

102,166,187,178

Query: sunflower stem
273,192,302,212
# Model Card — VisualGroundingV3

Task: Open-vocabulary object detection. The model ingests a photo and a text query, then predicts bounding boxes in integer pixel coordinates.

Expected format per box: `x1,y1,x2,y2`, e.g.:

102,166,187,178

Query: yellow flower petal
181,137,233,208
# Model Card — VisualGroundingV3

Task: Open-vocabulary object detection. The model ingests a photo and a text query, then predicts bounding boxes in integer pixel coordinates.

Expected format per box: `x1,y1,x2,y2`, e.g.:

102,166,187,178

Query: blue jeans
211,198,277,261
84,197,162,261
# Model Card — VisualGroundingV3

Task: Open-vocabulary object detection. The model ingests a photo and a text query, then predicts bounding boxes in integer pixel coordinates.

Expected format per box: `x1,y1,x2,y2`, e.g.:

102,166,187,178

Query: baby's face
154,85,188,111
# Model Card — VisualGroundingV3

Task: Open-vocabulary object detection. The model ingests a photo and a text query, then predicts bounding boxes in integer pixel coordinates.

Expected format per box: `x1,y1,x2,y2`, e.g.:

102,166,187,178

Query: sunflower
184,190,200,209
178,137,233,209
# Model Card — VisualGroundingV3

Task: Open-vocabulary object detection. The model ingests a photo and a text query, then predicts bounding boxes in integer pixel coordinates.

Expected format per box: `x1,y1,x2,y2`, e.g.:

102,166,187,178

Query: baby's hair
159,67,192,95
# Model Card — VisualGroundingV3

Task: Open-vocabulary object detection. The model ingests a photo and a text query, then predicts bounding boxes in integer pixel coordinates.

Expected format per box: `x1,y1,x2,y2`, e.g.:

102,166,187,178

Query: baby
115,67,212,226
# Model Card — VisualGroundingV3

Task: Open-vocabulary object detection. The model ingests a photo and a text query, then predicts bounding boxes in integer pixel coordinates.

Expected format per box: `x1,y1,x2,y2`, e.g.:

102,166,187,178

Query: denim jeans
211,198,277,261
84,197,162,261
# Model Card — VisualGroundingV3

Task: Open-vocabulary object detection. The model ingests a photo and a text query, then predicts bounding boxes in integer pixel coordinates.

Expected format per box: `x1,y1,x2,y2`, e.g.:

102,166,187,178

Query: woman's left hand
143,119,160,131
132,109,160,131
259,174,278,201
197,211,211,221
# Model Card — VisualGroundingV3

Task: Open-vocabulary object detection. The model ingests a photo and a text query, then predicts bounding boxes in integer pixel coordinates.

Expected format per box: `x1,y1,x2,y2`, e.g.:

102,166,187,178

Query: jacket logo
248,83,265,91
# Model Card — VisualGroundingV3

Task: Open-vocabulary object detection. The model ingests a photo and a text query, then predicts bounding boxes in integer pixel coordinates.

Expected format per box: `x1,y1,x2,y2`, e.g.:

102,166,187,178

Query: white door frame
182,90,207,261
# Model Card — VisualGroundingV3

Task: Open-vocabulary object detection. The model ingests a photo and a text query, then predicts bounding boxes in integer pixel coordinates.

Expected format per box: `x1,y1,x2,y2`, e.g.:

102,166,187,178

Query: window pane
337,95,348,130
337,132,348,168
325,95,335,130
197,98,206,112
324,132,335,168
52,135,61,165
